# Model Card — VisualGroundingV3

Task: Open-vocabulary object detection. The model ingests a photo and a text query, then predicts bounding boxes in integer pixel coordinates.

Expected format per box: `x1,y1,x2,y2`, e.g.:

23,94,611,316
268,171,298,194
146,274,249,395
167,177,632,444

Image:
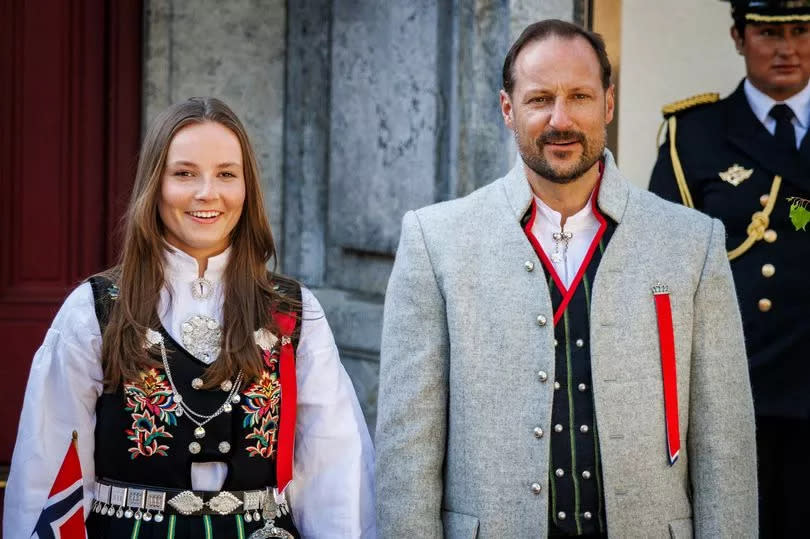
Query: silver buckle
125,488,146,519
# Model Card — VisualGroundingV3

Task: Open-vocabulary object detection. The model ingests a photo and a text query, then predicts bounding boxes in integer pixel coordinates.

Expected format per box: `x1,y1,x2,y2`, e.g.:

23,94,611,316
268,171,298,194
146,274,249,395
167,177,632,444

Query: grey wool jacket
375,151,757,538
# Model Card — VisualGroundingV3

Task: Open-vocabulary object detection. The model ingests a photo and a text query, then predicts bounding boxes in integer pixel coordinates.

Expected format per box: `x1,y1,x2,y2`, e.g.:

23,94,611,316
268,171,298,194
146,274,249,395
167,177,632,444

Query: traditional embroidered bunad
85,275,301,538
523,191,613,537
4,248,376,539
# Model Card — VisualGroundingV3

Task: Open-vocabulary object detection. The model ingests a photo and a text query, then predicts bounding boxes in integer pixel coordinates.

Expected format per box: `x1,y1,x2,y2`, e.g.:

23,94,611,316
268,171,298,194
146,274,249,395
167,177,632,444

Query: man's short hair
502,19,612,94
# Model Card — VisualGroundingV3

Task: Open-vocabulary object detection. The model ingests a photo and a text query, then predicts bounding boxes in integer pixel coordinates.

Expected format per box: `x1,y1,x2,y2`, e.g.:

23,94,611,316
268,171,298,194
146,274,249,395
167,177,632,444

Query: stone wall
143,0,575,437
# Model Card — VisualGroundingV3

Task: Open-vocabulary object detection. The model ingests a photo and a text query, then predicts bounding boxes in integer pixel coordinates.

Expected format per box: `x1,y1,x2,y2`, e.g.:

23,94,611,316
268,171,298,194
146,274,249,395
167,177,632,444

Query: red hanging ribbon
653,284,680,465
273,311,298,492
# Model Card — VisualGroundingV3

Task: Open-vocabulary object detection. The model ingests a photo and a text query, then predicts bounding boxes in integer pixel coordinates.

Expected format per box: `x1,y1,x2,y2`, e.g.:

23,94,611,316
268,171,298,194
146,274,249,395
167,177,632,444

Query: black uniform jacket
650,80,810,419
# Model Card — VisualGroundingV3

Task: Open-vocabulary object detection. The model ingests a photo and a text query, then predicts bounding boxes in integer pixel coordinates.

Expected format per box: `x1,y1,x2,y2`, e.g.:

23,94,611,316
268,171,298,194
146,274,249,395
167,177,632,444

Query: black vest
85,276,301,538
523,202,614,537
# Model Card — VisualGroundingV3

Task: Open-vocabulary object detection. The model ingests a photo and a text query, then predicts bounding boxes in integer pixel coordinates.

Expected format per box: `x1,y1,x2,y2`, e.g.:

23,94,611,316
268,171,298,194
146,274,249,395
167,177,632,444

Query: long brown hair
101,97,291,391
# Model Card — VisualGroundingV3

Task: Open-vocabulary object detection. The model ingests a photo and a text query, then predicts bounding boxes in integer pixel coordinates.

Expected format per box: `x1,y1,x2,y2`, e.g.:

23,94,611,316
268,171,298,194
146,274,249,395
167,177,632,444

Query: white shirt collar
533,189,600,233
744,77,810,128
163,244,231,283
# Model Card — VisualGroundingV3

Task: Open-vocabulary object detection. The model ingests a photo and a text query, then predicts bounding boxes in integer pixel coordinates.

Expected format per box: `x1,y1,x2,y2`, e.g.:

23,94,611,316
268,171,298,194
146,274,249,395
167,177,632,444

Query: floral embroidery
124,368,179,458
241,350,281,458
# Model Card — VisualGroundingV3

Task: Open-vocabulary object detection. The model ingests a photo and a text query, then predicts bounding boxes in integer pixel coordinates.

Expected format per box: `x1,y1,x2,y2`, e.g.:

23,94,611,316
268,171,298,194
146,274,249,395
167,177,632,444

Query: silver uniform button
531,482,542,494
555,468,564,478
525,261,535,272
533,427,544,438
582,470,591,479
580,425,590,433
554,381,561,390
537,314,547,326
578,383,587,392
537,370,548,382
558,511,567,520
554,424,563,433
575,338,584,348
583,511,593,520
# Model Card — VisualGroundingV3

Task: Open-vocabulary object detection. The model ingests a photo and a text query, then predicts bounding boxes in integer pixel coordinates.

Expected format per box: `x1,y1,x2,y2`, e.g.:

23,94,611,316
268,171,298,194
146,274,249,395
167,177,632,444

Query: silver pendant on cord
551,230,573,264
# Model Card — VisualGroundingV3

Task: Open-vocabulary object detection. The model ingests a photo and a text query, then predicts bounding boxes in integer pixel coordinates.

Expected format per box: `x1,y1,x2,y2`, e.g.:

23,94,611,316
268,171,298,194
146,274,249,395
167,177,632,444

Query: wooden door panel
0,0,142,467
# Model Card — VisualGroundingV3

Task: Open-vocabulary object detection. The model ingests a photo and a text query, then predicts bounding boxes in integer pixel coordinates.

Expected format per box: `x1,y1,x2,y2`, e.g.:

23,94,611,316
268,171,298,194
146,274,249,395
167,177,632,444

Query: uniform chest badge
718,164,754,186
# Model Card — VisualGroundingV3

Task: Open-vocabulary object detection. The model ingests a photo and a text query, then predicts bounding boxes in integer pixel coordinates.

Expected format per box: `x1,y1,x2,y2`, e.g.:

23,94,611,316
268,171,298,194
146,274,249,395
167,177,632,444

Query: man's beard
516,128,604,184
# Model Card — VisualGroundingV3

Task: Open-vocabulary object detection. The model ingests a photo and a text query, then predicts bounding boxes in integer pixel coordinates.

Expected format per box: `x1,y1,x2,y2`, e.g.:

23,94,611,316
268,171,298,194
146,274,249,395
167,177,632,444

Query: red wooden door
0,0,142,482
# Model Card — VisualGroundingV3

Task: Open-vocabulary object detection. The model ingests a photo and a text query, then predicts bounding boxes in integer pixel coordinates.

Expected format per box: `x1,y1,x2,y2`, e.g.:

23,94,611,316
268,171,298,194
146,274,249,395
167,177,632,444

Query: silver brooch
254,328,279,351
144,329,164,348
167,491,204,515
191,277,214,300
207,491,242,515
182,315,222,362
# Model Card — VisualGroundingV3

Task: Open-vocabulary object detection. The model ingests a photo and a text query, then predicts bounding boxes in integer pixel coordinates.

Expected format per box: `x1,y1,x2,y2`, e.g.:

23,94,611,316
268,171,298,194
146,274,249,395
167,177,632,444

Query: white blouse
3,247,376,538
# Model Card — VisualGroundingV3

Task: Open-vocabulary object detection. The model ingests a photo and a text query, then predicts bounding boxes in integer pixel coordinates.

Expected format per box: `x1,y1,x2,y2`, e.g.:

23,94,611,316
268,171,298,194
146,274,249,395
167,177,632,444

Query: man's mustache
537,130,586,145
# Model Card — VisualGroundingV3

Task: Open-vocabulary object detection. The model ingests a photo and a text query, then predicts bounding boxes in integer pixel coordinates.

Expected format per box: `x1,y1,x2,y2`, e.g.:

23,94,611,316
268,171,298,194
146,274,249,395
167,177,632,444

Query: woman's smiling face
158,121,246,262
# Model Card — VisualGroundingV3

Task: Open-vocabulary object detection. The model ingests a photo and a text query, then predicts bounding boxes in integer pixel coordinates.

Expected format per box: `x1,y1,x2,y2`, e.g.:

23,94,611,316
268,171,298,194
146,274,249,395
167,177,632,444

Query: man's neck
526,162,601,226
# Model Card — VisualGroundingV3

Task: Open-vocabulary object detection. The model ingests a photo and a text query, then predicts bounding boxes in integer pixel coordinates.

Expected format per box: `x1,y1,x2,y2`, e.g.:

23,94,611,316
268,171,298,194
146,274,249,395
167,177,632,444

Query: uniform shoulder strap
661,92,720,119
656,93,720,210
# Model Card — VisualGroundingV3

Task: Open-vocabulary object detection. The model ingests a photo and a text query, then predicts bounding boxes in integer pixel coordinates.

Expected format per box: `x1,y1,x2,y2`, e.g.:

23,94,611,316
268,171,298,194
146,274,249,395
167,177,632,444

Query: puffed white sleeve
286,287,376,538
3,282,104,537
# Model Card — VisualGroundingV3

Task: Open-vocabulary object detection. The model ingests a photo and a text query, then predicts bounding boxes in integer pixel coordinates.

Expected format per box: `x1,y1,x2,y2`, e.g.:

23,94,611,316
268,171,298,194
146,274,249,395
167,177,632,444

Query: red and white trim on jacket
273,311,298,493
522,179,607,326
652,288,681,466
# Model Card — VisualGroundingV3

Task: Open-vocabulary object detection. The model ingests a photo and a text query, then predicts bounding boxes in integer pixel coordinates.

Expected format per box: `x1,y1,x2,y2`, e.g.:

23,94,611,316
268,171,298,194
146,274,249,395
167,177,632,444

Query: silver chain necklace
148,329,243,442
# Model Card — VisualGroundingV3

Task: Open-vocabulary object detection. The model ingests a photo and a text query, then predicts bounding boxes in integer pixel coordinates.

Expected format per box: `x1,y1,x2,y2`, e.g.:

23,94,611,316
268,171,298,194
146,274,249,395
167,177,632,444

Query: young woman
3,98,375,538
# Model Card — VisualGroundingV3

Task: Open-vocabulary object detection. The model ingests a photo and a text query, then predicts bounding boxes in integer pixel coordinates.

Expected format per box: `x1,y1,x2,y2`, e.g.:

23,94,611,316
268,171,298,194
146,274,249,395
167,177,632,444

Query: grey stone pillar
143,0,286,240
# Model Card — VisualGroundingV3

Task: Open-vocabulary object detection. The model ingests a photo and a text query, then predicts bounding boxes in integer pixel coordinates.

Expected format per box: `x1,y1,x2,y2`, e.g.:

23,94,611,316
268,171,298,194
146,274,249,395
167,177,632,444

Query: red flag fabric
33,433,86,538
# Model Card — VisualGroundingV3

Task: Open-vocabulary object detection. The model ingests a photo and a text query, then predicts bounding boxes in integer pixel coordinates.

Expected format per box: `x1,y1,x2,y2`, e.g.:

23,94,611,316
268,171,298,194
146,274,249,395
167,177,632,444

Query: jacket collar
502,149,629,224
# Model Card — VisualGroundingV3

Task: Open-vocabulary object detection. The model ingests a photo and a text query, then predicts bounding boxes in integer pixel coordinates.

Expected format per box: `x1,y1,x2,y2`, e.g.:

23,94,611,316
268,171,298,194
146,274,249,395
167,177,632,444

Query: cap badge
718,164,754,186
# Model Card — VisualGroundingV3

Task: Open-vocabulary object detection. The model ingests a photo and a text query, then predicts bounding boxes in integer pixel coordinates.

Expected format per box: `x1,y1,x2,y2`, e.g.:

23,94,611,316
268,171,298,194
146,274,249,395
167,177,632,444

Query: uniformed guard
649,2,810,536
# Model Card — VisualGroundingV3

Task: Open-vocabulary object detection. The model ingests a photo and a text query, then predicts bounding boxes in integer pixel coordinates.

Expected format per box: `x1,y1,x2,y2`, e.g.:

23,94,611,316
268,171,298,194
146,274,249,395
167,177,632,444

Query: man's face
500,35,614,184
733,22,810,100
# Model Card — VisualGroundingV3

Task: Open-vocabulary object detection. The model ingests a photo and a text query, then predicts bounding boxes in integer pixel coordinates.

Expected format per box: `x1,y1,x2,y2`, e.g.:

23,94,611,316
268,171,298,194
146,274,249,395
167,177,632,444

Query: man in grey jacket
376,19,757,538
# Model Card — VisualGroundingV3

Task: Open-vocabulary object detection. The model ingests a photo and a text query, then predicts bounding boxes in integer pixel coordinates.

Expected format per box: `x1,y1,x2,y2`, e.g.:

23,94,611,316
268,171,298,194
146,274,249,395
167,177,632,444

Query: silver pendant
194,426,206,439
182,315,222,362
191,277,214,300
248,523,295,539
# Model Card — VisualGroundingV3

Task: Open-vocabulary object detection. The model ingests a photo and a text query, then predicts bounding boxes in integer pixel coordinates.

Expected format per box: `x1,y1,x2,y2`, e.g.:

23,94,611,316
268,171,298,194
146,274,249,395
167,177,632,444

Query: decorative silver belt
92,479,285,524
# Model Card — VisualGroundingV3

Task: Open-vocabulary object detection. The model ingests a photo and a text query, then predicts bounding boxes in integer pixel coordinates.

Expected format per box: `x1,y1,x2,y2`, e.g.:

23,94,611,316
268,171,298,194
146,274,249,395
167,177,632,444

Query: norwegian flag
32,432,86,539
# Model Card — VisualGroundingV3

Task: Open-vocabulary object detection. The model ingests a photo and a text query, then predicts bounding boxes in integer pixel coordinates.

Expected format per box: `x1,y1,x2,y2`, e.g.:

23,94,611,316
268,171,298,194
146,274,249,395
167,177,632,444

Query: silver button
537,370,548,382
578,383,587,392
525,261,535,272
531,482,542,494
558,511,567,520
218,441,231,454
580,425,590,433
582,470,591,479
575,338,584,348
554,339,558,347
583,511,593,520
537,314,547,326
554,381,560,390
533,427,544,438
554,424,563,433
555,468,564,477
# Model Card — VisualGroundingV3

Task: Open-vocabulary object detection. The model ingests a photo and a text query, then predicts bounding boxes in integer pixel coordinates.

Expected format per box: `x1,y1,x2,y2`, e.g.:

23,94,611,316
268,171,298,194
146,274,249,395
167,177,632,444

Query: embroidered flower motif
241,368,281,459
124,368,179,457
126,412,172,458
